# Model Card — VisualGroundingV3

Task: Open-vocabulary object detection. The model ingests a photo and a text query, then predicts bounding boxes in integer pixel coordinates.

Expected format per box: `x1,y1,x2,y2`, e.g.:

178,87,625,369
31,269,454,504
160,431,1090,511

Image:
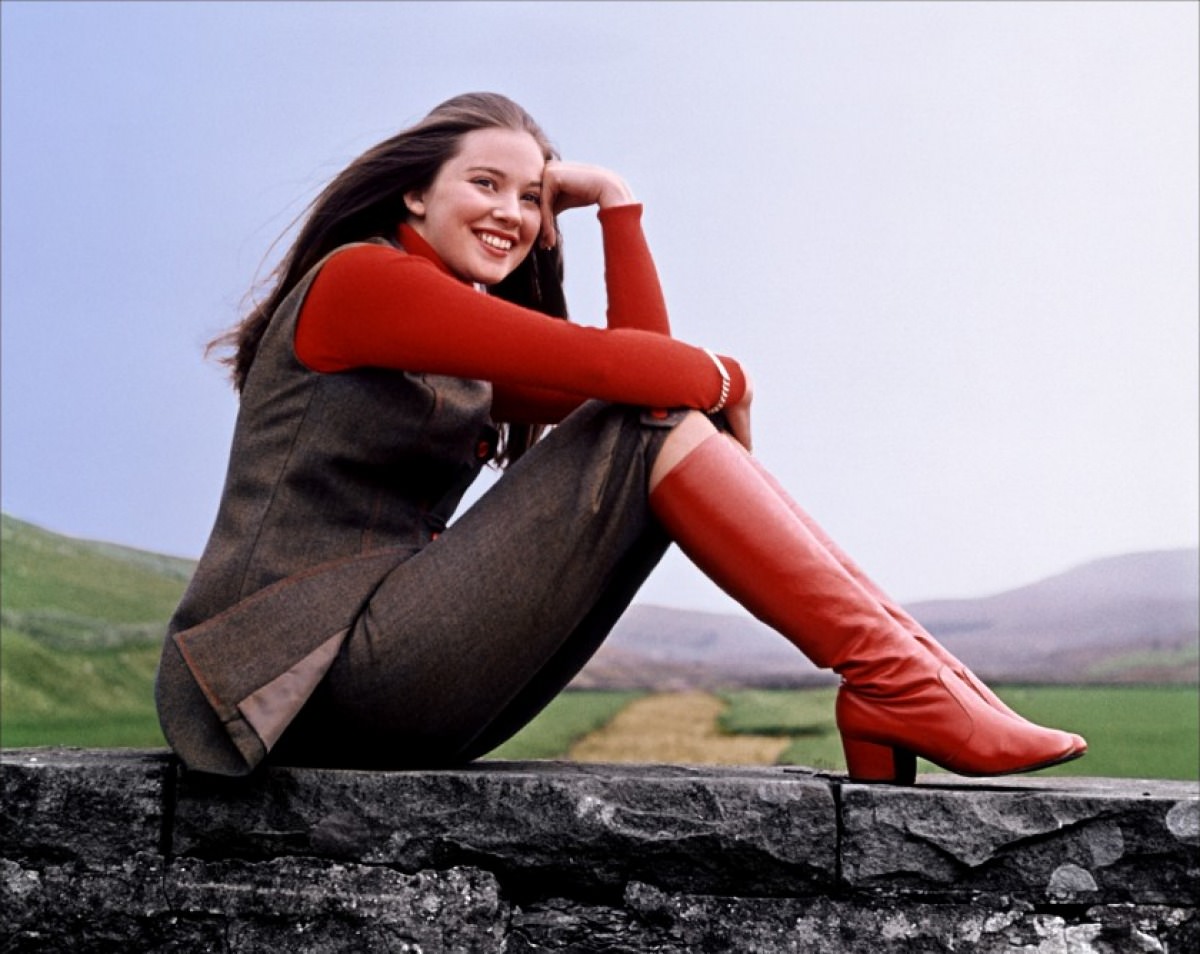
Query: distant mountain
570,549,1199,689
910,549,1199,683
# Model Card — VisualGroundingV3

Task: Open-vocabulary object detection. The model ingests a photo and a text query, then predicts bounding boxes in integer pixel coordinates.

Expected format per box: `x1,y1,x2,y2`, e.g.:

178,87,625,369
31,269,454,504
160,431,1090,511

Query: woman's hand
724,374,754,453
540,161,635,248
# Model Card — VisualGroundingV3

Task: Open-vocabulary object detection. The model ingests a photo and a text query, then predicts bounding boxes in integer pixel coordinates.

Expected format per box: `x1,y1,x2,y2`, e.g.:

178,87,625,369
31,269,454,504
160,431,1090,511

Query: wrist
702,349,732,414
597,177,635,208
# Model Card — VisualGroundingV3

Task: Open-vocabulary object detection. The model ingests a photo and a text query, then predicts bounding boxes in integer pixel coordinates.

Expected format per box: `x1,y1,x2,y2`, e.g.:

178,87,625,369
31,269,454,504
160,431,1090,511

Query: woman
156,92,1085,783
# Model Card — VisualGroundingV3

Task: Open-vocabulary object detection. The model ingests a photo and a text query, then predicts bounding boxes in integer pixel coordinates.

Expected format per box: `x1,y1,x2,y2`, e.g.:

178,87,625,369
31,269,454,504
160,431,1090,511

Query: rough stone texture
842,775,1200,906
510,892,1198,954
0,749,168,867
2,853,505,953
2,749,1197,952
171,760,836,899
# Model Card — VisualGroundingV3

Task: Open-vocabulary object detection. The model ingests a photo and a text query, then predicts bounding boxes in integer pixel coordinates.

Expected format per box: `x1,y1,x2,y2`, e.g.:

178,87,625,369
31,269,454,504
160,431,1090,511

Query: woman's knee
648,410,719,491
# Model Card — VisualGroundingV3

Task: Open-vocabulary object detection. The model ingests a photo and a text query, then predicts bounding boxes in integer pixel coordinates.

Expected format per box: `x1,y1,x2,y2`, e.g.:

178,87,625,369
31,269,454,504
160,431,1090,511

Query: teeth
479,233,513,251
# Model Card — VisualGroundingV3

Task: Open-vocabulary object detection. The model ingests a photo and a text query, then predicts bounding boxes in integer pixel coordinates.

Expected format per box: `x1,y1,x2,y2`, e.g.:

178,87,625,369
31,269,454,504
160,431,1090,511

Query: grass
0,713,166,749
717,687,845,770
0,627,166,748
718,685,1200,780
717,687,838,737
975,685,1200,780
483,690,645,760
1084,645,1200,679
1,514,192,625
0,514,186,750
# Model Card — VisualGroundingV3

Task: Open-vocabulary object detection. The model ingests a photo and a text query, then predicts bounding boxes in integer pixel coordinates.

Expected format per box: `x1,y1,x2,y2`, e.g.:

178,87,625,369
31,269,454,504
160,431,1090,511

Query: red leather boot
649,433,1085,784
744,456,1087,756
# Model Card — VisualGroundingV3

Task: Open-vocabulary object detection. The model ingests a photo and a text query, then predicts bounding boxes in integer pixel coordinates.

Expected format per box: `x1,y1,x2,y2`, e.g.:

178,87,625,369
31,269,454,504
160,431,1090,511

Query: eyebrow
467,165,543,189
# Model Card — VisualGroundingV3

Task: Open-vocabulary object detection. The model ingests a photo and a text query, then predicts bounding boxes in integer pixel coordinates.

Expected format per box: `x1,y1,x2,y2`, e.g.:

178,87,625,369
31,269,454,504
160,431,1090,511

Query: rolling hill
0,514,194,744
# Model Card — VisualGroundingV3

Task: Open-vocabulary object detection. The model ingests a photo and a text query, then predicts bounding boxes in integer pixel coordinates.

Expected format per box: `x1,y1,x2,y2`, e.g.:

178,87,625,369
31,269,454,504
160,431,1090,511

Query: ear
403,190,426,218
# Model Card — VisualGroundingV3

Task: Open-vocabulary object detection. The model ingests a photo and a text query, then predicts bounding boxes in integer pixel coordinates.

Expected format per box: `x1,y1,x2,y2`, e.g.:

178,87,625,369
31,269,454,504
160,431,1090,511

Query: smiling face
403,127,546,286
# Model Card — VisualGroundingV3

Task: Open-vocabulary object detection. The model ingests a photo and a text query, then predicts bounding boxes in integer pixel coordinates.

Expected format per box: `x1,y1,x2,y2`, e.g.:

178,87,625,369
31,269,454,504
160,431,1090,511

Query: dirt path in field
567,691,789,765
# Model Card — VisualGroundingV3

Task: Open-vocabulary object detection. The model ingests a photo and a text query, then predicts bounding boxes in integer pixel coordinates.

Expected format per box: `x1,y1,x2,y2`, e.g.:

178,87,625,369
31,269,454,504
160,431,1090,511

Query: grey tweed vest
156,244,498,775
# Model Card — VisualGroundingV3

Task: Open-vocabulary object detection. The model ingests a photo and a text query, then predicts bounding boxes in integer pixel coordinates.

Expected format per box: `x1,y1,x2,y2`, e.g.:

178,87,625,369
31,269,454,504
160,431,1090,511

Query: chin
455,257,511,287
475,266,517,286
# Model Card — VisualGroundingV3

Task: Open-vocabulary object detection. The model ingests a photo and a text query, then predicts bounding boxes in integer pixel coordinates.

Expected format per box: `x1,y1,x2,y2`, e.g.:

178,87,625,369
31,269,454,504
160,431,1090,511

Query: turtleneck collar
397,222,456,279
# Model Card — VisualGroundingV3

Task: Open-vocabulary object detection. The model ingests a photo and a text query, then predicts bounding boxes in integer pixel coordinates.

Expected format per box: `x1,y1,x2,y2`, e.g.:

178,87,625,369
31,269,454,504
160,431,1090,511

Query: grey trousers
270,401,685,769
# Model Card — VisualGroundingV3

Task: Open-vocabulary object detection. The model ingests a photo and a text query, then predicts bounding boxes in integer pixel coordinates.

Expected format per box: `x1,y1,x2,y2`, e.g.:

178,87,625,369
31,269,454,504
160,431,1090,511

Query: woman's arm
294,246,744,414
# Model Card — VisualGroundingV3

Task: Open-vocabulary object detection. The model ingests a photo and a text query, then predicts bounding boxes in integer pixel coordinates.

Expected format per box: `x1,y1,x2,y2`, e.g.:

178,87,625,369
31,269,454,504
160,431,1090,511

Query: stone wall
2,748,1197,952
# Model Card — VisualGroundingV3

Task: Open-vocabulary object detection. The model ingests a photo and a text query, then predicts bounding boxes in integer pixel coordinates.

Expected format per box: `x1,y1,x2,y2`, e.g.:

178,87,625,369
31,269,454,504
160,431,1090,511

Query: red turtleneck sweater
294,204,744,424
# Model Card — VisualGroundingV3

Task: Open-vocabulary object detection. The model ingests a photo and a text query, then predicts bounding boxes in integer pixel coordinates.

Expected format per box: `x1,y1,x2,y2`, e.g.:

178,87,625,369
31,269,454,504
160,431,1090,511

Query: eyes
471,176,542,207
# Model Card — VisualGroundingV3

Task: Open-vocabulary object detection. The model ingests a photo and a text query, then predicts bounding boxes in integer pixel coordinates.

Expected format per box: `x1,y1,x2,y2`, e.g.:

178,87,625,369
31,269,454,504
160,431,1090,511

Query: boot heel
842,736,917,785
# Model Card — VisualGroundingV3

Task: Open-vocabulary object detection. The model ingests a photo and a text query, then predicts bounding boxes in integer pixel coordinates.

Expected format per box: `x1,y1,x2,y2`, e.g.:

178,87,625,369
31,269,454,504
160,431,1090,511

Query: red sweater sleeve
294,231,744,420
597,203,670,335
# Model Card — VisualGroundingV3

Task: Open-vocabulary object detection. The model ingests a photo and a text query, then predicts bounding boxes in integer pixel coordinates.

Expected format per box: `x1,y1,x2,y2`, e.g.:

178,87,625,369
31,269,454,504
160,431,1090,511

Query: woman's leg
272,402,681,769
654,417,1080,751
454,524,668,762
648,414,1085,783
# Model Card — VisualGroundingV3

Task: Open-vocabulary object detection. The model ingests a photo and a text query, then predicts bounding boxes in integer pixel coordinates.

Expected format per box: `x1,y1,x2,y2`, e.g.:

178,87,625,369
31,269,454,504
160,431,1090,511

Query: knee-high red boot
744,456,1086,755
649,433,1085,784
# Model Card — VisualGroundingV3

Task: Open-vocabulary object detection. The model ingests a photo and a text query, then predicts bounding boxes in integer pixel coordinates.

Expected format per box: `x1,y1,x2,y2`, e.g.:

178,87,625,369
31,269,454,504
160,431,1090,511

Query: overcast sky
2,1,1196,615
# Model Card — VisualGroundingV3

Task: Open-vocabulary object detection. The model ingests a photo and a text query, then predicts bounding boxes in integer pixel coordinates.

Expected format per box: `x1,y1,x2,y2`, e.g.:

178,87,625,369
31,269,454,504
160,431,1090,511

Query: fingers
543,162,598,214
723,379,754,452
539,162,558,249
728,415,753,453
540,209,557,250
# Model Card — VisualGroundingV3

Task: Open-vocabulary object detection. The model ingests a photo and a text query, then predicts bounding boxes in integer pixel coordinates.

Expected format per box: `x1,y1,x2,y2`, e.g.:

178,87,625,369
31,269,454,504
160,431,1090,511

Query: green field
484,691,646,759
716,686,1200,779
0,630,166,748
475,685,1198,779
1,514,184,749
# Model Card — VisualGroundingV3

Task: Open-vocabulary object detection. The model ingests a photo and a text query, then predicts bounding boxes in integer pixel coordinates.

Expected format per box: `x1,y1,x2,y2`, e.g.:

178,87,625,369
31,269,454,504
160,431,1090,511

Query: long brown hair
209,92,567,465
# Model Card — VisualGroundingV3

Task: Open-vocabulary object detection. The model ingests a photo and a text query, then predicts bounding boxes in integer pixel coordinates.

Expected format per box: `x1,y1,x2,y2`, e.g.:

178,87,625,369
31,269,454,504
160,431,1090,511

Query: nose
492,191,521,226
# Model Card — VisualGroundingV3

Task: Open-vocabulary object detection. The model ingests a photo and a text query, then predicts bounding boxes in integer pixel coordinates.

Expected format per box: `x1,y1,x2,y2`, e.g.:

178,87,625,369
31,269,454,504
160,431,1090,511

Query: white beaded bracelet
702,348,731,415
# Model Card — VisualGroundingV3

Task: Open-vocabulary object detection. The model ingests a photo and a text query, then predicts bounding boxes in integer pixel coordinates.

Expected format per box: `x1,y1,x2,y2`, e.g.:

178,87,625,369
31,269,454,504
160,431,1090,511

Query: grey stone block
0,748,167,865
2,852,506,953
163,858,507,953
840,774,1200,905
172,760,838,897
2,749,1197,952
510,889,1199,953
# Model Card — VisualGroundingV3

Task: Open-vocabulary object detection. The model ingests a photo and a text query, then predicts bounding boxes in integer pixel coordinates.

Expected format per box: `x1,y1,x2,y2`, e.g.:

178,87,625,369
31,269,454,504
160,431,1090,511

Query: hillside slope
1,513,194,647
0,515,194,744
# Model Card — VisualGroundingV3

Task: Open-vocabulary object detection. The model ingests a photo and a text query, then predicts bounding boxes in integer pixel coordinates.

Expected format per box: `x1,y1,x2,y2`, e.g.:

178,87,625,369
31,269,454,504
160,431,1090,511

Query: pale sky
2,1,1197,615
